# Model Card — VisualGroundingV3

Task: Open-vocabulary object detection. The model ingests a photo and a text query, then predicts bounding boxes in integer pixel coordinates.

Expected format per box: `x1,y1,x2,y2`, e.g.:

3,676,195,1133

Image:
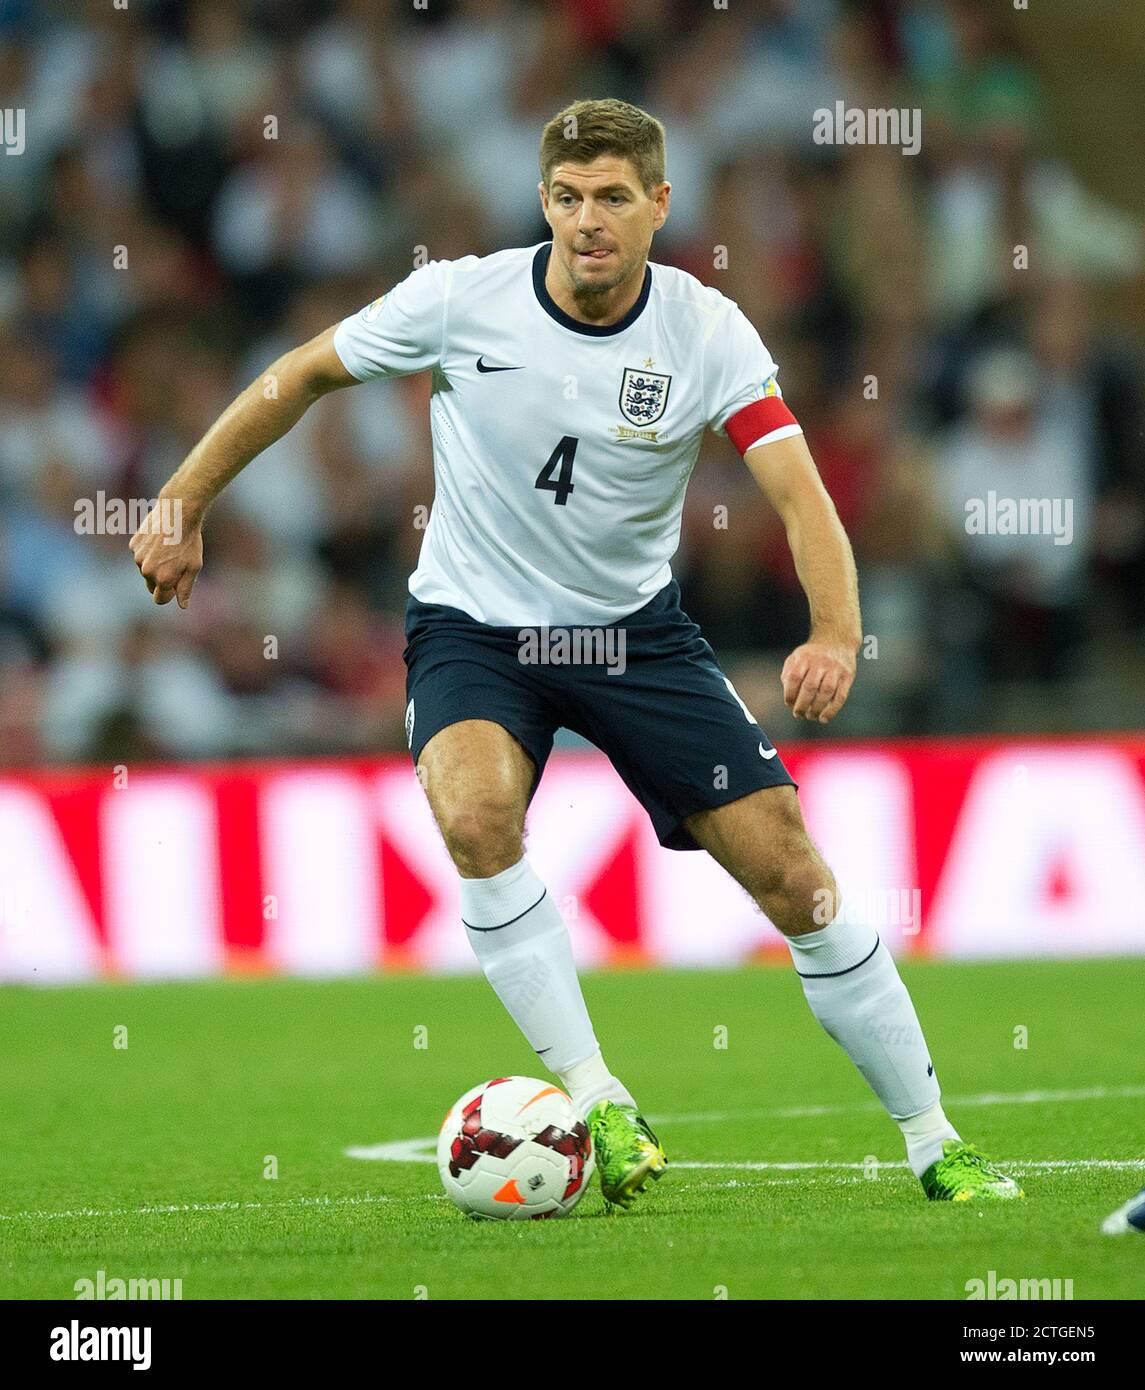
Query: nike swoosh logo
476,356,524,373
758,743,778,759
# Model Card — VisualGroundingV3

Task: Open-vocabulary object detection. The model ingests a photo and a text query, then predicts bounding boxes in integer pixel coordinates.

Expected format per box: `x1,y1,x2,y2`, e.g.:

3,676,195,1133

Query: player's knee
751,834,836,926
782,861,840,932
437,799,525,877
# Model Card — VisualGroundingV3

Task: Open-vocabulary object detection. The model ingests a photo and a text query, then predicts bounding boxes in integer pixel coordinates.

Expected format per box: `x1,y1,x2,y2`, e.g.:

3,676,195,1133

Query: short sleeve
706,304,802,453
332,261,447,381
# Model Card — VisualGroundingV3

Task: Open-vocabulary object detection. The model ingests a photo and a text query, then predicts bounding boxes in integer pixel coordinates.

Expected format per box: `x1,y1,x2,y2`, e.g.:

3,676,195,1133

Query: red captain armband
724,396,801,455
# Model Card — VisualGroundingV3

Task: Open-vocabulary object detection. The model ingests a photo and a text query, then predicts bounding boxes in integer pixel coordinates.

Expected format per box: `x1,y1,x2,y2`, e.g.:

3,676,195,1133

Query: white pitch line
5,1159,1143,1224
345,1138,435,1163
676,1177,863,1190
342,1141,1145,1175
0,1193,421,1223
344,1084,1145,1165
649,1084,1145,1125
674,1159,1145,1172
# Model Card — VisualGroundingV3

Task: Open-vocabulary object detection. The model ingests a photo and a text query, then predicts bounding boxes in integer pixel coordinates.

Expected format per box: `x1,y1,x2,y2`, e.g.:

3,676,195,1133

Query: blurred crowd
1,0,1143,766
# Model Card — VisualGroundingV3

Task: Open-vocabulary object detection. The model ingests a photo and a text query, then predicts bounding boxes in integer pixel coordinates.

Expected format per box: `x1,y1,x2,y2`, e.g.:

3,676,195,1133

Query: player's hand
129,505,204,609
781,640,856,724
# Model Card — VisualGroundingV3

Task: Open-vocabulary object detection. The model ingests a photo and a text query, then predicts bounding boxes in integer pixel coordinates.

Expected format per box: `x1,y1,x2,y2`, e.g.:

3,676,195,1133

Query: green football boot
921,1140,1024,1202
586,1100,668,1209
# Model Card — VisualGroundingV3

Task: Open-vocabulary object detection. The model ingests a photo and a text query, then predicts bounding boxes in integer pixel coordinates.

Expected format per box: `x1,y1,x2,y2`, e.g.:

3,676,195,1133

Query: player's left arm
743,432,862,724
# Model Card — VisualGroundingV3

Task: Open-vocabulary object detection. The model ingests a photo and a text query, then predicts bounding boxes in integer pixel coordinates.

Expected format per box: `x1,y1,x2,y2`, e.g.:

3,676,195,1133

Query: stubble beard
563,247,640,313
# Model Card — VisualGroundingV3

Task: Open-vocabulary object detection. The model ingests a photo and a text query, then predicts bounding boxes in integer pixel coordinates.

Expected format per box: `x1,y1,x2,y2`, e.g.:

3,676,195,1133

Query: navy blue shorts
401,579,796,851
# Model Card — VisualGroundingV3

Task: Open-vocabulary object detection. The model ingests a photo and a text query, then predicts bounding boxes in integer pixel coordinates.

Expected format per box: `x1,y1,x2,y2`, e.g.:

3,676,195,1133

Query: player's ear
538,180,550,221
651,181,671,230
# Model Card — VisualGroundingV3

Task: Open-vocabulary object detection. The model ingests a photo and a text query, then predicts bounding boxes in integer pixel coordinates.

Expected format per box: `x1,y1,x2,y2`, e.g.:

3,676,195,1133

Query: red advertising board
2,737,1144,983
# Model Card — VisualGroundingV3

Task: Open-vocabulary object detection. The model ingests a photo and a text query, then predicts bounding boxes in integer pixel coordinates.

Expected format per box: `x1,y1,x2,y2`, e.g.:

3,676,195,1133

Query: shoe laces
947,1143,995,1176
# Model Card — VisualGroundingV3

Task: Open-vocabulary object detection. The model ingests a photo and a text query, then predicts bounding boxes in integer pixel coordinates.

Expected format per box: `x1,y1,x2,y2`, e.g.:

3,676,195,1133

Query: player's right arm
130,325,357,607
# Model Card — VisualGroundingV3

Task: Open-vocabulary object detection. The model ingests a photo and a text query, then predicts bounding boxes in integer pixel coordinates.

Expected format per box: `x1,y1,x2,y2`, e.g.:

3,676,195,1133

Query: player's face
540,156,669,299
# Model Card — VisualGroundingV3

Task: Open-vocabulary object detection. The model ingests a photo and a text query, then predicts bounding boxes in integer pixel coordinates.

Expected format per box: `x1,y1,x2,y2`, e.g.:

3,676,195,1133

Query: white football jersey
333,243,801,626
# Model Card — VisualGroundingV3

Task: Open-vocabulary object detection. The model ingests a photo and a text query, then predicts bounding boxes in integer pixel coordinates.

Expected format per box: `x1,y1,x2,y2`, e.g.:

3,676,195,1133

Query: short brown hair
540,98,666,193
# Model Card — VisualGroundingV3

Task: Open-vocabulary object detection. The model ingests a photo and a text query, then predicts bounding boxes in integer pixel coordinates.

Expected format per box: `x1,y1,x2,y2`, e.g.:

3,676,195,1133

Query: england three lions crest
619,367,672,426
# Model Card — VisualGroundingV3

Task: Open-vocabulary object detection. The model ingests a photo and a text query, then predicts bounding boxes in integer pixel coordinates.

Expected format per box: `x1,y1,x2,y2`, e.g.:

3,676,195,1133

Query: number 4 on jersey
535,436,578,506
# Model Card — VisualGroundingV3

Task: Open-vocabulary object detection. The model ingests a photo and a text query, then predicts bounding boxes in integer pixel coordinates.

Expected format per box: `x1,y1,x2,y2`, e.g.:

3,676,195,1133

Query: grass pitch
2,958,1143,1300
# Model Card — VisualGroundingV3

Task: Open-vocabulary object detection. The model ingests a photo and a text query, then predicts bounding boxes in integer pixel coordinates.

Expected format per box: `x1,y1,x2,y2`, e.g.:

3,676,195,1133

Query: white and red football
436,1076,594,1220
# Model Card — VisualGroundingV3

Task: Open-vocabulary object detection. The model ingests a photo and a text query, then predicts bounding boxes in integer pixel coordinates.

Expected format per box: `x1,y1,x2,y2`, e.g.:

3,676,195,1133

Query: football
437,1077,594,1220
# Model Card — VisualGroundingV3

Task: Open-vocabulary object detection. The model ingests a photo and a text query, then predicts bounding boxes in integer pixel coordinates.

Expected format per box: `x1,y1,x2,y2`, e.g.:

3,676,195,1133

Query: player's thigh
416,718,536,844
405,622,558,866
684,784,834,906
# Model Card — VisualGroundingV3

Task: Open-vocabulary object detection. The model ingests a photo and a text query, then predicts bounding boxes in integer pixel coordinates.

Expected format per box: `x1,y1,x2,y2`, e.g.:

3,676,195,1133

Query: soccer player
132,98,1021,1209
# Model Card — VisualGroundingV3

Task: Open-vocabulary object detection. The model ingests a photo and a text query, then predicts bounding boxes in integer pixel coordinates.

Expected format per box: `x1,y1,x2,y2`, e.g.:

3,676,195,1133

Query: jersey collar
532,243,652,336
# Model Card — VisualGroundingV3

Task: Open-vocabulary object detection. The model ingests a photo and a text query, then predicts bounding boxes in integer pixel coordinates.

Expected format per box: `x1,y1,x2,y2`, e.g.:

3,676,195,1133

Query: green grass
1,959,1143,1299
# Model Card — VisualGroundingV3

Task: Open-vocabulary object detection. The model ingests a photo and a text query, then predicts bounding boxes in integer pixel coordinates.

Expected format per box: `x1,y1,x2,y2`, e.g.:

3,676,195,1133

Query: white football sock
898,1101,962,1178
786,915,958,1173
557,1049,637,1120
460,856,603,1078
